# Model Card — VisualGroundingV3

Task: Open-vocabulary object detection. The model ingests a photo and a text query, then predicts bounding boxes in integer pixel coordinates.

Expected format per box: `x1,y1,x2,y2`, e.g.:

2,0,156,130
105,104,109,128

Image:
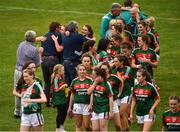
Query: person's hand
108,111,113,120
51,35,58,42
87,104,93,112
149,110,154,119
129,113,134,123
22,99,30,107
94,76,103,84
67,108,74,118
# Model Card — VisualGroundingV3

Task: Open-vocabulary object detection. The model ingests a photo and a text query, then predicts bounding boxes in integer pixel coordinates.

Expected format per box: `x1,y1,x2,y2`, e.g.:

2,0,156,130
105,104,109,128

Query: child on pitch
162,95,180,131
51,64,68,132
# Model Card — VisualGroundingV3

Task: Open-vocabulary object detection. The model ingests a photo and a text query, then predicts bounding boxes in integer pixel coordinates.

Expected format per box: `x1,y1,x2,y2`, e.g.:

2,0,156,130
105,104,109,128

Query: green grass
0,0,180,131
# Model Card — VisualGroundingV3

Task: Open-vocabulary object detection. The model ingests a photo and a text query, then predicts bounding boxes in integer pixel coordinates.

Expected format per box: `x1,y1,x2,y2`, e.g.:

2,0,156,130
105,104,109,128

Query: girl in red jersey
162,96,180,131
81,53,93,78
88,67,113,131
51,64,68,132
68,64,93,131
20,69,46,131
130,68,160,131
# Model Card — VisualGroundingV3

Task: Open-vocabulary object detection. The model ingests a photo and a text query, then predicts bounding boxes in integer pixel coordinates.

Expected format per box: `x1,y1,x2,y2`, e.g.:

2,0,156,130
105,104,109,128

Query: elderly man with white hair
13,30,41,118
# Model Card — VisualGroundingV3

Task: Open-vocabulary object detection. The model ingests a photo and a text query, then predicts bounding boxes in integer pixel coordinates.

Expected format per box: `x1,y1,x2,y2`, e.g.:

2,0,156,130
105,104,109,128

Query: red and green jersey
133,82,159,116
131,48,157,78
93,81,113,113
108,74,122,100
150,29,159,44
136,33,158,52
109,46,121,57
112,66,133,99
124,30,135,46
21,82,43,114
71,77,93,104
86,67,93,78
52,77,67,105
90,54,98,66
162,109,180,131
98,51,111,62
16,77,43,92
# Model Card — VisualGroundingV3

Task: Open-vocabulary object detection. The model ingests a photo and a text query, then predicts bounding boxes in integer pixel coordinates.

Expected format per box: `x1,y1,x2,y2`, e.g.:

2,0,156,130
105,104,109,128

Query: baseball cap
111,3,121,11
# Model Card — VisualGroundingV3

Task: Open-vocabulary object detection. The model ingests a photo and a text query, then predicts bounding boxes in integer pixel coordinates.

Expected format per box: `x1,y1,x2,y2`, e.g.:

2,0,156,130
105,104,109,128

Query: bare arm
87,81,97,94
24,89,47,103
131,59,142,69
149,95,160,115
117,77,124,98
35,36,47,42
130,95,137,121
154,42,160,53
68,92,74,113
109,96,113,119
12,88,21,98
51,35,64,52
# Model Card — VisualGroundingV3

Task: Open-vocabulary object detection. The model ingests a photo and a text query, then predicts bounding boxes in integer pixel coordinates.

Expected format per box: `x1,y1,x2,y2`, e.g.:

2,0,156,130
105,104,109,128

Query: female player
88,67,113,131
100,62,123,131
112,54,133,131
162,95,180,131
68,64,93,131
130,68,160,131
81,53,93,78
51,64,68,132
20,69,47,131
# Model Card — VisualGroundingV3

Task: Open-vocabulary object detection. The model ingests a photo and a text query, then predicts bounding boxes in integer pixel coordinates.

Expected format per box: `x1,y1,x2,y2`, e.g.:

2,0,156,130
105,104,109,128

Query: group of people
12,0,179,131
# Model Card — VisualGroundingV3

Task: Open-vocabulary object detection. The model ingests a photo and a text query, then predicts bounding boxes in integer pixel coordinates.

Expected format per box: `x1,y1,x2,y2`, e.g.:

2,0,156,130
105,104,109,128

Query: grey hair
67,21,78,33
24,30,36,42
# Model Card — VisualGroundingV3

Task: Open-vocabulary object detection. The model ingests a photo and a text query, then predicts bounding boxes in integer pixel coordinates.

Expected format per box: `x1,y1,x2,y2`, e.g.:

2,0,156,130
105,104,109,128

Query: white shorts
136,114,156,124
21,113,44,127
113,100,119,113
91,112,109,121
73,103,90,115
117,96,130,106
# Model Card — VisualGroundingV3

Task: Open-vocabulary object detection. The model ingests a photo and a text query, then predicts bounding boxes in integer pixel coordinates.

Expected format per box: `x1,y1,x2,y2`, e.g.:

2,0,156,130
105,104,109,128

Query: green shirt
52,77,67,105
112,66,133,99
86,68,93,78
133,82,159,116
93,81,113,113
131,47,157,78
162,110,180,131
71,77,93,104
108,74,122,100
22,82,43,114
98,51,110,62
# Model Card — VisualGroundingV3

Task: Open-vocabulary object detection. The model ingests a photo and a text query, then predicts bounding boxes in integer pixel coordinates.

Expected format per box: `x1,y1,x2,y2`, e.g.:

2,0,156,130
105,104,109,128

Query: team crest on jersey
172,117,176,122
95,85,106,92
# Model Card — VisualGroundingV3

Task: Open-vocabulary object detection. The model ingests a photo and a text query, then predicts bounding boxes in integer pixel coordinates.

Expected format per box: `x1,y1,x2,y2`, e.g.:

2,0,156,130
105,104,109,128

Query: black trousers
41,56,59,103
56,103,67,128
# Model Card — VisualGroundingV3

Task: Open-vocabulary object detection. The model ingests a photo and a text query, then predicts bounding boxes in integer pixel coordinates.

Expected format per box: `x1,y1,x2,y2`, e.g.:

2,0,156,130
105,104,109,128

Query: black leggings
56,103,67,128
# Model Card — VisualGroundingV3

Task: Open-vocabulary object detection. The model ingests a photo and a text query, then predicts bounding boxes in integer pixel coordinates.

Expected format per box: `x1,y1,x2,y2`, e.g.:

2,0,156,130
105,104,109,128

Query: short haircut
24,30,36,42
67,21,78,33
124,0,132,7
49,21,60,32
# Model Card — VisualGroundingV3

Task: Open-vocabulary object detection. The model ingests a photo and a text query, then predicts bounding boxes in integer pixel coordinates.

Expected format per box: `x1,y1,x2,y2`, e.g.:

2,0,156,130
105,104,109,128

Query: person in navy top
41,22,63,107
62,21,86,106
